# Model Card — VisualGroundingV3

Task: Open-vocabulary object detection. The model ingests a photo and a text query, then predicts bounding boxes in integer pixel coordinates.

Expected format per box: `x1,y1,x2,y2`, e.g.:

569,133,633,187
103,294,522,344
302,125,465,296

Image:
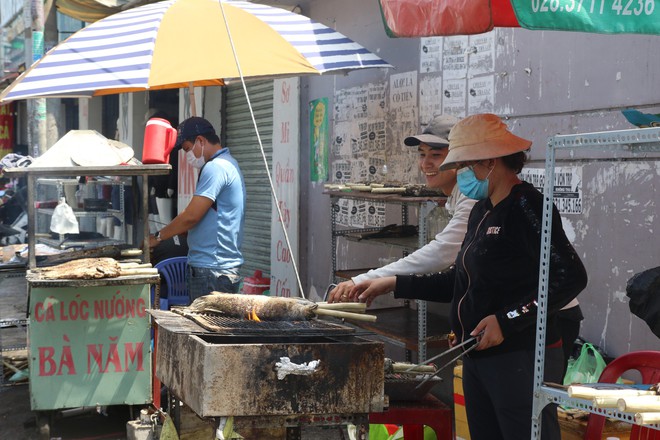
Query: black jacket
395,182,588,357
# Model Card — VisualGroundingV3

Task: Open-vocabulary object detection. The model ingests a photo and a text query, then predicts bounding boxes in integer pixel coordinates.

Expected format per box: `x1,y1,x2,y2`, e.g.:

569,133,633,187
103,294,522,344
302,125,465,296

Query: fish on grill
188,292,318,321
35,257,121,280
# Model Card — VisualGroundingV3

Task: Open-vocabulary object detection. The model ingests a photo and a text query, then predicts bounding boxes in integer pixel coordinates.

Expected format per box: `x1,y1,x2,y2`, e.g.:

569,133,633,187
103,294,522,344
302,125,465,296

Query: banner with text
520,166,583,215
29,284,152,410
0,103,15,157
270,78,300,298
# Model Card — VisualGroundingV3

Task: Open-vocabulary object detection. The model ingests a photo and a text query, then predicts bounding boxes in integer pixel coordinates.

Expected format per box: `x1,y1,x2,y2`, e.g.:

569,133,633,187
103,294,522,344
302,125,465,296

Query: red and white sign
270,78,300,297
0,103,15,156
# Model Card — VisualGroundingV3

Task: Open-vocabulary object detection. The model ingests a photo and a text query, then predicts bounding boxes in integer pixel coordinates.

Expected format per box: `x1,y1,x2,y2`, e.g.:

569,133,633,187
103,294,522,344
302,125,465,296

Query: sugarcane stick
120,249,142,257
568,385,657,399
314,308,377,322
391,362,436,374
119,268,159,276
383,358,436,374
593,396,621,408
316,302,367,313
617,396,660,412
634,412,660,425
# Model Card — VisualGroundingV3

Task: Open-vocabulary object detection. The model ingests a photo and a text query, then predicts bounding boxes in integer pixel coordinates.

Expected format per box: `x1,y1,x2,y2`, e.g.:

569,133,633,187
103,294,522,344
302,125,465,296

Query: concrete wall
294,0,660,362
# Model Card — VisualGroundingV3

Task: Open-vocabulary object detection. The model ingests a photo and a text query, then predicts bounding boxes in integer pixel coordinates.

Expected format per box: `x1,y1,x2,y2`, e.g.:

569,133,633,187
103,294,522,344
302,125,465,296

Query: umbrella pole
218,0,305,299
188,82,197,116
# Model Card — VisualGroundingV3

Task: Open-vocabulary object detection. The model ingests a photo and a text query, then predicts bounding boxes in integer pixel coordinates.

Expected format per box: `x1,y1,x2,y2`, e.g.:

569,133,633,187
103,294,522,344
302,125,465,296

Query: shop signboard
0,103,14,156
28,284,152,410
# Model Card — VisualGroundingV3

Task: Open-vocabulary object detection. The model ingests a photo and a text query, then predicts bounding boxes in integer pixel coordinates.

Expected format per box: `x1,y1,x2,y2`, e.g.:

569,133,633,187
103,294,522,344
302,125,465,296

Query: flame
247,306,261,322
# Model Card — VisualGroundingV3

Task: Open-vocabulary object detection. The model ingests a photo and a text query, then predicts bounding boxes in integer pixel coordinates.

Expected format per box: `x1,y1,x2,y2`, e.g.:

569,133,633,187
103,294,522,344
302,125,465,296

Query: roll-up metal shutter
224,80,274,278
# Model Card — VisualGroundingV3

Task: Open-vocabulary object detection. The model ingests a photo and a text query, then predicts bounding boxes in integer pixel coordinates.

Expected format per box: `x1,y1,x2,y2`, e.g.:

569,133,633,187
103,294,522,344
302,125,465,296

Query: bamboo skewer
119,268,159,276
118,258,143,264
120,249,143,257
119,262,153,270
314,308,376,322
316,302,367,313
390,362,436,374
118,262,153,269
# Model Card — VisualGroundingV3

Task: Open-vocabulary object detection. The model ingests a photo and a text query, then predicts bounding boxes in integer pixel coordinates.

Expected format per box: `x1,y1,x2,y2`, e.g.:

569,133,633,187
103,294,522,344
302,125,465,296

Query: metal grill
172,308,355,336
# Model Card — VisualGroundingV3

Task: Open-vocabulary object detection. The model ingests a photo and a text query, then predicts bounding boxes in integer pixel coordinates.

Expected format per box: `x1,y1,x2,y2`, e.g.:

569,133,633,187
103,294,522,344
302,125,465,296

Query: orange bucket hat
440,113,532,170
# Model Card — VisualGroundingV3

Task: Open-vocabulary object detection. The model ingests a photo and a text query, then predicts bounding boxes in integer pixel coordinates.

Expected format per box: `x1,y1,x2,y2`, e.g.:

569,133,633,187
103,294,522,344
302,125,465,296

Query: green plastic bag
563,342,607,385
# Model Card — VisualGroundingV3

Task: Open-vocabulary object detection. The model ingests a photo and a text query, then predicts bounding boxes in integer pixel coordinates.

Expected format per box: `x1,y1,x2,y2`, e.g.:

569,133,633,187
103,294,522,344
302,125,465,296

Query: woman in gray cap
351,113,587,440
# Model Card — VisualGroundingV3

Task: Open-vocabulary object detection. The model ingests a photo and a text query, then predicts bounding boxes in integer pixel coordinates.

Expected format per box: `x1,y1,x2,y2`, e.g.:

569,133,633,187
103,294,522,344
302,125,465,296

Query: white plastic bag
50,197,79,234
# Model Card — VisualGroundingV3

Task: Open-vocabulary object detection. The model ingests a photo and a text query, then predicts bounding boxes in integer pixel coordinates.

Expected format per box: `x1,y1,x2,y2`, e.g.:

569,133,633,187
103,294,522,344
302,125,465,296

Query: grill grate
172,308,355,336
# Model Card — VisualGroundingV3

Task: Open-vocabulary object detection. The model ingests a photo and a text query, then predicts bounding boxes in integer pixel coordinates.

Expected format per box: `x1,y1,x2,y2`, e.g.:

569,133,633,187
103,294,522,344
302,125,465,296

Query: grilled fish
187,292,318,321
35,257,121,280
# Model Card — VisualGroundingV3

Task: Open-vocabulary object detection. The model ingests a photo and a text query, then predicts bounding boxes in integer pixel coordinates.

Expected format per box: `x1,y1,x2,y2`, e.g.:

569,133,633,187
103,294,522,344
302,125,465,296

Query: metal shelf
327,190,447,361
3,164,171,268
540,385,660,427
342,233,420,252
36,237,123,250
35,177,127,251
37,208,123,218
532,127,660,439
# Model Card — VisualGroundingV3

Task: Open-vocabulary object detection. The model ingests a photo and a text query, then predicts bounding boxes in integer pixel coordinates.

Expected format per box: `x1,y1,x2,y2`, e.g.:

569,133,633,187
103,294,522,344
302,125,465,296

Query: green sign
513,0,660,34
29,284,152,410
310,97,329,183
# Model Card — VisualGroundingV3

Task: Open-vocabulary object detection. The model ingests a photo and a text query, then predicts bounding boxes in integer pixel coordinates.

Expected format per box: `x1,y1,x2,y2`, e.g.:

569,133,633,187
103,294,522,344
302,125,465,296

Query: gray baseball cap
404,114,460,149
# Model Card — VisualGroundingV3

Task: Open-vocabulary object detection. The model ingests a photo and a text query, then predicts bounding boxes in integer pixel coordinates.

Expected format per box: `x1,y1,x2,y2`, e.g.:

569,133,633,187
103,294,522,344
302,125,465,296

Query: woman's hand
327,280,354,303
349,276,396,307
471,315,504,350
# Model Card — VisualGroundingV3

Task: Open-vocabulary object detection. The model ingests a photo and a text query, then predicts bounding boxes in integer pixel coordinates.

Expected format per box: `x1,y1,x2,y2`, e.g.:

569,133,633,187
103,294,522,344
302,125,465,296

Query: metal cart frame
4,164,171,269
531,127,660,438
3,164,170,438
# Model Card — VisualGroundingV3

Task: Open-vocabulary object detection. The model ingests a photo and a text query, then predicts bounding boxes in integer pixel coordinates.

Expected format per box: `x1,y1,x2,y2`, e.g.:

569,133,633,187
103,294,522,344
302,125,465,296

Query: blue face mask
457,165,493,200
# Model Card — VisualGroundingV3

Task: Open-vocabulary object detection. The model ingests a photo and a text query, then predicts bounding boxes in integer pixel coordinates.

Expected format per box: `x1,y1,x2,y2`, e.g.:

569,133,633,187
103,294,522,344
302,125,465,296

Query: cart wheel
35,411,53,440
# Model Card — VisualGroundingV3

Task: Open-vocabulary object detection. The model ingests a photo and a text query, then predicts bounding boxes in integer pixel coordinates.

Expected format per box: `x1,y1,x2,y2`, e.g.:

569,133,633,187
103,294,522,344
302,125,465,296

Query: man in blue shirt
148,117,246,299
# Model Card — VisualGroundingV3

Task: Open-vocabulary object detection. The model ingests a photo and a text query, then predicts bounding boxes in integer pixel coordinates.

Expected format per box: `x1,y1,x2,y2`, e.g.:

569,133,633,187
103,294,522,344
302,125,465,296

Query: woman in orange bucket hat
351,114,587,440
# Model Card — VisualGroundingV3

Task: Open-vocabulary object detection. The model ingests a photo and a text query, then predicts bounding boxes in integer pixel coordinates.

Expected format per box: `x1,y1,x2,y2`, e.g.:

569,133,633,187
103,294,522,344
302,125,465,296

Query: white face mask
186,140,205,169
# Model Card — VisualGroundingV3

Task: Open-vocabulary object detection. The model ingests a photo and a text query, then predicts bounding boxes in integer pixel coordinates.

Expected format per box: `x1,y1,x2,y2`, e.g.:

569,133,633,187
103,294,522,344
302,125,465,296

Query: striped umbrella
0,0,391,102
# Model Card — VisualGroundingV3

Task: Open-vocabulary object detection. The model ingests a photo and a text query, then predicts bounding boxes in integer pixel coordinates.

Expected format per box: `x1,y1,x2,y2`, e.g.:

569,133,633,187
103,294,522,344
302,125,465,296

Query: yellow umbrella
1,0,390,102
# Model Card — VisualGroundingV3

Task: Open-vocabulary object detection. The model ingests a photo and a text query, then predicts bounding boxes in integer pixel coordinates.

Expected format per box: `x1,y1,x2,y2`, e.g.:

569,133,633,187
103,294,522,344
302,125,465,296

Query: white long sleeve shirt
352,184,475,283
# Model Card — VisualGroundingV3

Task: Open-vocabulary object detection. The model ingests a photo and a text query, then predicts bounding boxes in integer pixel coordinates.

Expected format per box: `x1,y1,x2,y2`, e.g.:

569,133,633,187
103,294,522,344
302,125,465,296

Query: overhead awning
55,0,148,22
0,73,19,93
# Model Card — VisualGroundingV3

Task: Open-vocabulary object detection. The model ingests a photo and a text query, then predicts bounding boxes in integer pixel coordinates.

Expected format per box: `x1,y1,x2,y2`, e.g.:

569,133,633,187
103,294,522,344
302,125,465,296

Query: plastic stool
369,395,452,440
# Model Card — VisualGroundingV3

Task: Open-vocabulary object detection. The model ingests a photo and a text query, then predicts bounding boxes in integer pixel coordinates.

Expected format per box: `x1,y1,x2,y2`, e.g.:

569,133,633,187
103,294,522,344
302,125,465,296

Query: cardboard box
453,363,471,440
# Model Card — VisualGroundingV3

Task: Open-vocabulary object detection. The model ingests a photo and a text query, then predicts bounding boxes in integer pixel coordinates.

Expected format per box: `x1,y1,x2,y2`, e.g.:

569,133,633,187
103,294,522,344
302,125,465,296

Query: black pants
462,347,564,440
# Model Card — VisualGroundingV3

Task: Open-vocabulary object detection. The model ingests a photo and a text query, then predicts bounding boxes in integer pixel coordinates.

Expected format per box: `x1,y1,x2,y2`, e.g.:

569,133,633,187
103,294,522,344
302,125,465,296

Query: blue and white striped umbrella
0,0,391,102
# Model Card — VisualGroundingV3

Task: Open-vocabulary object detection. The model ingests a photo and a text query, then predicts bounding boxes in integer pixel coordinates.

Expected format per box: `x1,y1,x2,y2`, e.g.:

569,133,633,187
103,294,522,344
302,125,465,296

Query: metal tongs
406,333,482,390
